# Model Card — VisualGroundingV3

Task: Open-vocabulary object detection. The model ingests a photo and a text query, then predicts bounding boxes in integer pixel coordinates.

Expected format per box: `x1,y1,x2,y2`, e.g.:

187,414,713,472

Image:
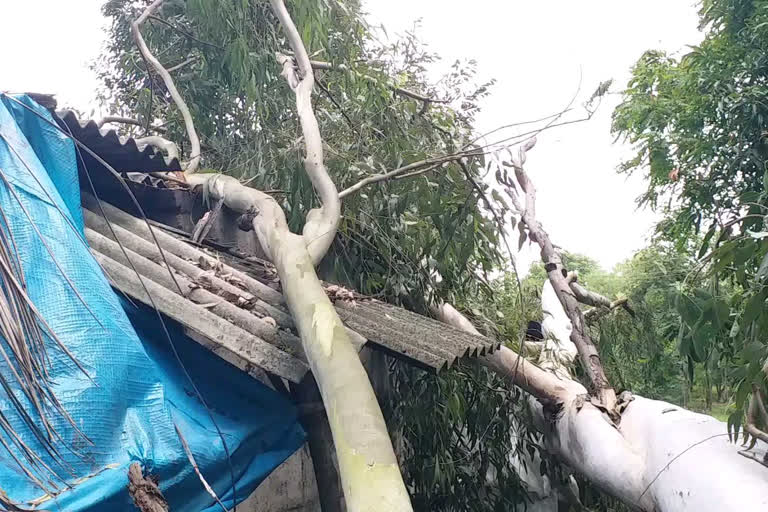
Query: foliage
495,246,709,403
613,0,768,424
98,0,503,308
383,360,536,511
598,244,697,400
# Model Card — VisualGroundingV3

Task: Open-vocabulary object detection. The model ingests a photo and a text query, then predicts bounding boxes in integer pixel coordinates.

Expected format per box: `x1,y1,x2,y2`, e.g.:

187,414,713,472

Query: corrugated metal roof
336,300,498,372
61,106,501,377
55,110,182,173
83,198,499,377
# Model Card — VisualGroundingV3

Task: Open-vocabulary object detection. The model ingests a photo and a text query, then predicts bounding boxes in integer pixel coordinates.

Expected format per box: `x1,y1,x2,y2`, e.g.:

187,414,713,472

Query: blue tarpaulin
0,95,304,510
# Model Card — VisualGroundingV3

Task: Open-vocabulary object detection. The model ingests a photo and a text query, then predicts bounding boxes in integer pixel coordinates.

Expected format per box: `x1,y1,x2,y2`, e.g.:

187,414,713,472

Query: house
0,93,497,511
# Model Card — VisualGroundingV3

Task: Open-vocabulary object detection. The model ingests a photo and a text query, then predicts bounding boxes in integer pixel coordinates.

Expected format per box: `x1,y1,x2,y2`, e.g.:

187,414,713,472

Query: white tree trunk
129,0,412,506
186,174,411,511
435,295,768,511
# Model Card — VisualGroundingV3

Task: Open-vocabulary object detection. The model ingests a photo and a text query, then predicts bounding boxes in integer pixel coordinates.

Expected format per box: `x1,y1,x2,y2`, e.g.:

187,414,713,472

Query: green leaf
691,321,714,362
676,292,700,327
757,252,768,283
687,356,695,383
730,319,740,338
741,341,765,361
517,223,527,250
698,226,716,259
727,410,742,443
712,299,730,330
743,290,767,326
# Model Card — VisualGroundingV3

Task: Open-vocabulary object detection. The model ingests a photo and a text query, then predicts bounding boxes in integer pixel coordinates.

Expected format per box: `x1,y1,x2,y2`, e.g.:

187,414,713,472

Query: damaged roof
62,108,498,381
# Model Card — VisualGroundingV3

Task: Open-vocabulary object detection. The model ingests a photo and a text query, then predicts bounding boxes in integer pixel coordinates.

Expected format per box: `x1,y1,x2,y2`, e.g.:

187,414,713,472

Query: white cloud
365,0,703,271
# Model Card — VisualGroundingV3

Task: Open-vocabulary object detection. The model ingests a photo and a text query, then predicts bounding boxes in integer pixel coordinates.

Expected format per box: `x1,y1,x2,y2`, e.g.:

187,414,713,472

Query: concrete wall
238,444,321,512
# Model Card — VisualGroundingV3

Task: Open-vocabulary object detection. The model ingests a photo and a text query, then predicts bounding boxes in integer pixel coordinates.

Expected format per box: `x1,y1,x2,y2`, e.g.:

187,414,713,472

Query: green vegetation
96,0,768,509
614,0,768,432
99,1,530,510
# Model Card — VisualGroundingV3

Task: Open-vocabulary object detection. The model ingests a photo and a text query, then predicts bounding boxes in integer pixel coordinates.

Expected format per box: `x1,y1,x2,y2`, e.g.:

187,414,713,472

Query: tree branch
745,387,768,446
310,60,448,104
96,116,167,132
128,463,168,512
569,281,635,321
270,0,340,265
135,135,179,161
339,152,478,199
432,303,579,405
132,0,201,173
166,55,198,73
147,14,223,50
503,139,618,414
584,297,633,323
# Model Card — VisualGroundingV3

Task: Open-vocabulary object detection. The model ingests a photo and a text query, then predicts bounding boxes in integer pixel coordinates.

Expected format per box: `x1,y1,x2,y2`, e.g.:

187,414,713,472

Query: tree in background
496,246,691,405
614,0,768,433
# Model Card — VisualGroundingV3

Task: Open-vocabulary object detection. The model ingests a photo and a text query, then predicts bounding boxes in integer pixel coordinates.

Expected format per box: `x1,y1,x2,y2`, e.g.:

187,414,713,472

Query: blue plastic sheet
0,95,304,510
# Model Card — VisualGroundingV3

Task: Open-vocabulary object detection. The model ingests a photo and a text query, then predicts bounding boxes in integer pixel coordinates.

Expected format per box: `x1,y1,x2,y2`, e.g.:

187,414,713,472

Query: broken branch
505,138,618,413
128,463,168,512
135,135,179,161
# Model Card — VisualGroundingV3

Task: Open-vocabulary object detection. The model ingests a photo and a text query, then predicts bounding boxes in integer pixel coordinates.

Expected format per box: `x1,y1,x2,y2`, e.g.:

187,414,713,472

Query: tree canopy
98,1,538,510
614,0,768,432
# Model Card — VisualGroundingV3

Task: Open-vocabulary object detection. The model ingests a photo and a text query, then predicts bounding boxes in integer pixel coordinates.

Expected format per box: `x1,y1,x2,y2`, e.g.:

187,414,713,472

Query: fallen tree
102,1,768,510
435,140,768,511
129,1,411,510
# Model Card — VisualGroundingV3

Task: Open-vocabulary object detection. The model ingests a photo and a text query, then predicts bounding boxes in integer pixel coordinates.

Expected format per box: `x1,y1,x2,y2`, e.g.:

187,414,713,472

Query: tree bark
435,302,768,512
128,463,169,512
132,0,201,172
505,139,616,411
184,177,410,512
293,376,346,512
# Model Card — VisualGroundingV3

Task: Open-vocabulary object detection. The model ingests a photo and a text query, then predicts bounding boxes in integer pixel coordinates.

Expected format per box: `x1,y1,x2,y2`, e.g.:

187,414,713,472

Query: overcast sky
0,1,703,272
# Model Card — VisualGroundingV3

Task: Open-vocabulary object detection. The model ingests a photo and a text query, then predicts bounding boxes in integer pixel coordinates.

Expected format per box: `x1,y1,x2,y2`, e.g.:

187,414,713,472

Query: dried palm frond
0,173,91,496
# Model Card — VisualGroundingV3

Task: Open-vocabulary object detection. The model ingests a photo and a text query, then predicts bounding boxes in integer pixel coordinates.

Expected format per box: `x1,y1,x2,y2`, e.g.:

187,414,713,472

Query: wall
238,444,321,512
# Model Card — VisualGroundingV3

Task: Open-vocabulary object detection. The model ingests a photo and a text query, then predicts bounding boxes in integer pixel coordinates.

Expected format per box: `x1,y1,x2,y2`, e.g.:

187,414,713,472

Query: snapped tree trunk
435,299,768,512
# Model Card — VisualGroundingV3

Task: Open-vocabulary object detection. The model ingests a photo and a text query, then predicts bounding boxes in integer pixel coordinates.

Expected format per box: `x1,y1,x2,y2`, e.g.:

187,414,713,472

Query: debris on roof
55,107,499,378
82,194,498,377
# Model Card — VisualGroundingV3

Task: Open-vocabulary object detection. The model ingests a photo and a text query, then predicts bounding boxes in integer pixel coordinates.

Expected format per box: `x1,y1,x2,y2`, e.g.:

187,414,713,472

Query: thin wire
1,94,238,508
637,433,730,502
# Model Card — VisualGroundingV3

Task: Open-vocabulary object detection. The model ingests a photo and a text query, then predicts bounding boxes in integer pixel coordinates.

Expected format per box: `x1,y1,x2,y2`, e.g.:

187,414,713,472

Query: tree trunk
435,302,768,511
185,174,411,512
293,376,346,512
